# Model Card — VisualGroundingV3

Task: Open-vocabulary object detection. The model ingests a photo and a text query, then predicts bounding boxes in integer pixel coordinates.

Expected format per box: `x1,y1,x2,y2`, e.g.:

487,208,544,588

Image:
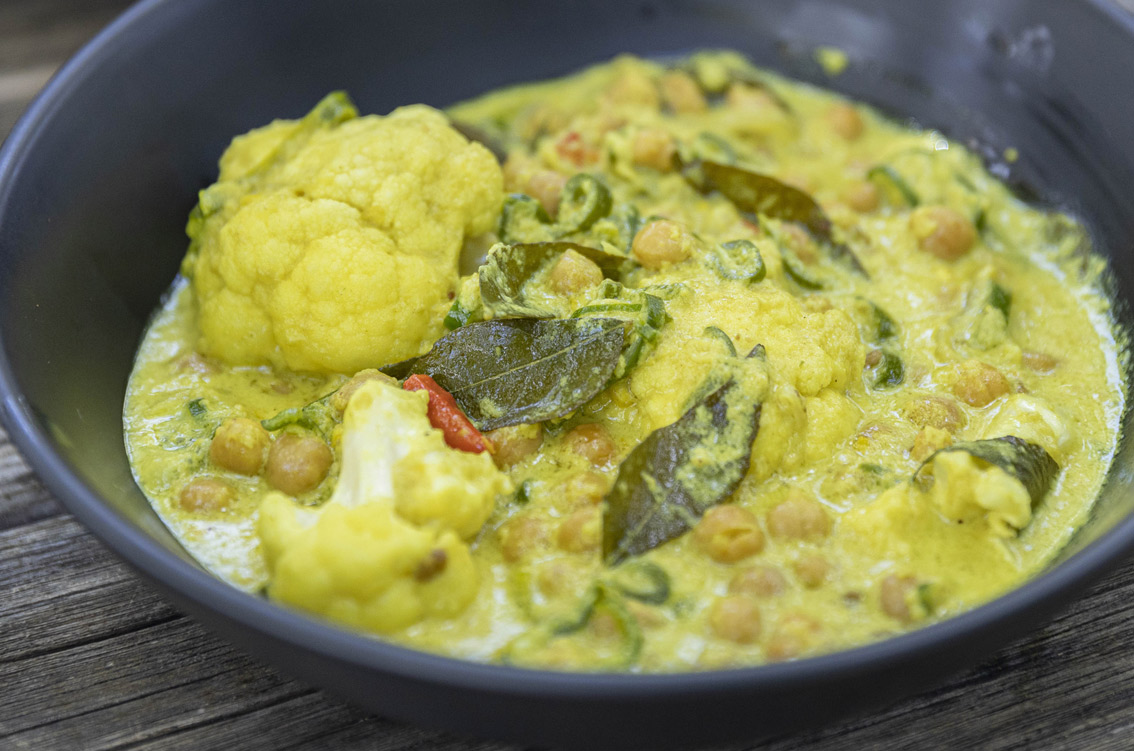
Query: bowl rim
3,0,1134,701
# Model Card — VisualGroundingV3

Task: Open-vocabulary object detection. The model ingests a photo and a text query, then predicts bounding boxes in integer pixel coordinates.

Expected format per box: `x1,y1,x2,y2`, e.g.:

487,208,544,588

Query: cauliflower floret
985,394,1073,463
188,93,503,373
920,451,1031,537
632,281,863,429
258,380,512,633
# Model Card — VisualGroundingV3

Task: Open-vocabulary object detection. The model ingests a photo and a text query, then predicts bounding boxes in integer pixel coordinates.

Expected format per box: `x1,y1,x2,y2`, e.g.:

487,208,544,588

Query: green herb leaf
381,317,626,431
780,246,826,290
915,436,1060,507
443,299,476,330
513,478,535,505
689,160,867,275
478,242,559,318
872,351,905,389
261,393,337,440
873,303,898,342
679,132,738,165
186,399,208,420
557,174,613,234
958,279,1013,350
699,160,830,235
602,347,769,564
501,584,643,669
706,239,766,283
586,203,642,255
449,119,507,163
497,193,556,244
988,282,1012,319
479,241,631,319
570,284,667,379
602,560,671,605
703,326,738,357
867,164,920,207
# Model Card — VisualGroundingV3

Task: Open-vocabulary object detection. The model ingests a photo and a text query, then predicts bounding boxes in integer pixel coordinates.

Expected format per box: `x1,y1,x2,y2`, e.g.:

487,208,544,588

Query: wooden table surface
4,2,1134,749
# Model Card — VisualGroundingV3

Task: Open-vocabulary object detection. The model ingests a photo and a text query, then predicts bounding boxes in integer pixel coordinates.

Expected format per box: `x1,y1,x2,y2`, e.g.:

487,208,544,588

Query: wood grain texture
2,2,1134,749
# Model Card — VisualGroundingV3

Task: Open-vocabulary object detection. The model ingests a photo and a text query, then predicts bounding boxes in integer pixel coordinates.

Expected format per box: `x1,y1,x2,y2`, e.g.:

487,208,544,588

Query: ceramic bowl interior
2,1,1134,748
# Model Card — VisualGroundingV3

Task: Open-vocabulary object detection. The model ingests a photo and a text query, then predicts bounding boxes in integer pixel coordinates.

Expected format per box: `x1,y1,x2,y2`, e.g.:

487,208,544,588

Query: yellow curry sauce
124,52,1124,670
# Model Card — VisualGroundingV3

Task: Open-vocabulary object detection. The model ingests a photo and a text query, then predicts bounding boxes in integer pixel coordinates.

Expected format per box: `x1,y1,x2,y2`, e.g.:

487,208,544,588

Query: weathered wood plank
0,518,178,664
0,433,63,531
122,692,513,751
2,2,1134,751
3,514,1134,751
0,617,314,750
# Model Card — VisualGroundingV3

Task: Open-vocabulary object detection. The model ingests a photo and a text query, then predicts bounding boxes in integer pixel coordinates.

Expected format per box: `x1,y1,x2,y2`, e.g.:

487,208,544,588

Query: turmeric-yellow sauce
124,52,1124,670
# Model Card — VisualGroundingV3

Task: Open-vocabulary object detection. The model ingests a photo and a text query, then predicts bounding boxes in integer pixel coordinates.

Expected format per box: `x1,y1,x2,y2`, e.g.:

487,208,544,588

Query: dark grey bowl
2,1,1134,748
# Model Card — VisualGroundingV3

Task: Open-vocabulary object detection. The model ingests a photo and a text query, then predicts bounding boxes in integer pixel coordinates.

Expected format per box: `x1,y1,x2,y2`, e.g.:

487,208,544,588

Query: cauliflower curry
124,52,1125,671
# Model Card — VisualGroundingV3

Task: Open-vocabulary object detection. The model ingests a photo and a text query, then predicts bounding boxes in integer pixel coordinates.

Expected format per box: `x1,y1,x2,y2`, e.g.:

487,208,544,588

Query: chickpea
910,206,976,261
793,555,831,589
536,560,575,597
557,507,602,553
842,180,880,213
209,417,270,476
766,493,831,540
659,70,707,113
952,359,1010,407
631,219,693,269
902,395,965,433
765,614,820,661
526,169,568,217
693,506,765,563
910,426,953,462
725,82,778,111
497,515,548,563
547,250,603,296
631,128,677,172
606,69,660,109
709,595,762,644
330,369,394,413
880,574,917,622
1022,351,1059,374
563,423,616,466
827,102,865,140
566,471,610,506
265,433,333,495
729,566,787,598
178,477,234,513
486,423,543,468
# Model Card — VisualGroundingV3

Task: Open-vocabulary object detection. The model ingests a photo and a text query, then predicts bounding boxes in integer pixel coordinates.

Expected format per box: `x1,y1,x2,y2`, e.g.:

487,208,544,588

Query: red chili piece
555,131,600,167
403,374,489,454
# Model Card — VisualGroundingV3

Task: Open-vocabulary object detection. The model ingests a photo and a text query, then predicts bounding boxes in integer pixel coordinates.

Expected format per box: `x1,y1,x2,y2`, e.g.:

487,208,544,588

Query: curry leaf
478,242,559,318
479,241,631,319
686,160,867,276
602,347,768,564
449,119,507,163
915,436,1059,506
381,317,626,431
